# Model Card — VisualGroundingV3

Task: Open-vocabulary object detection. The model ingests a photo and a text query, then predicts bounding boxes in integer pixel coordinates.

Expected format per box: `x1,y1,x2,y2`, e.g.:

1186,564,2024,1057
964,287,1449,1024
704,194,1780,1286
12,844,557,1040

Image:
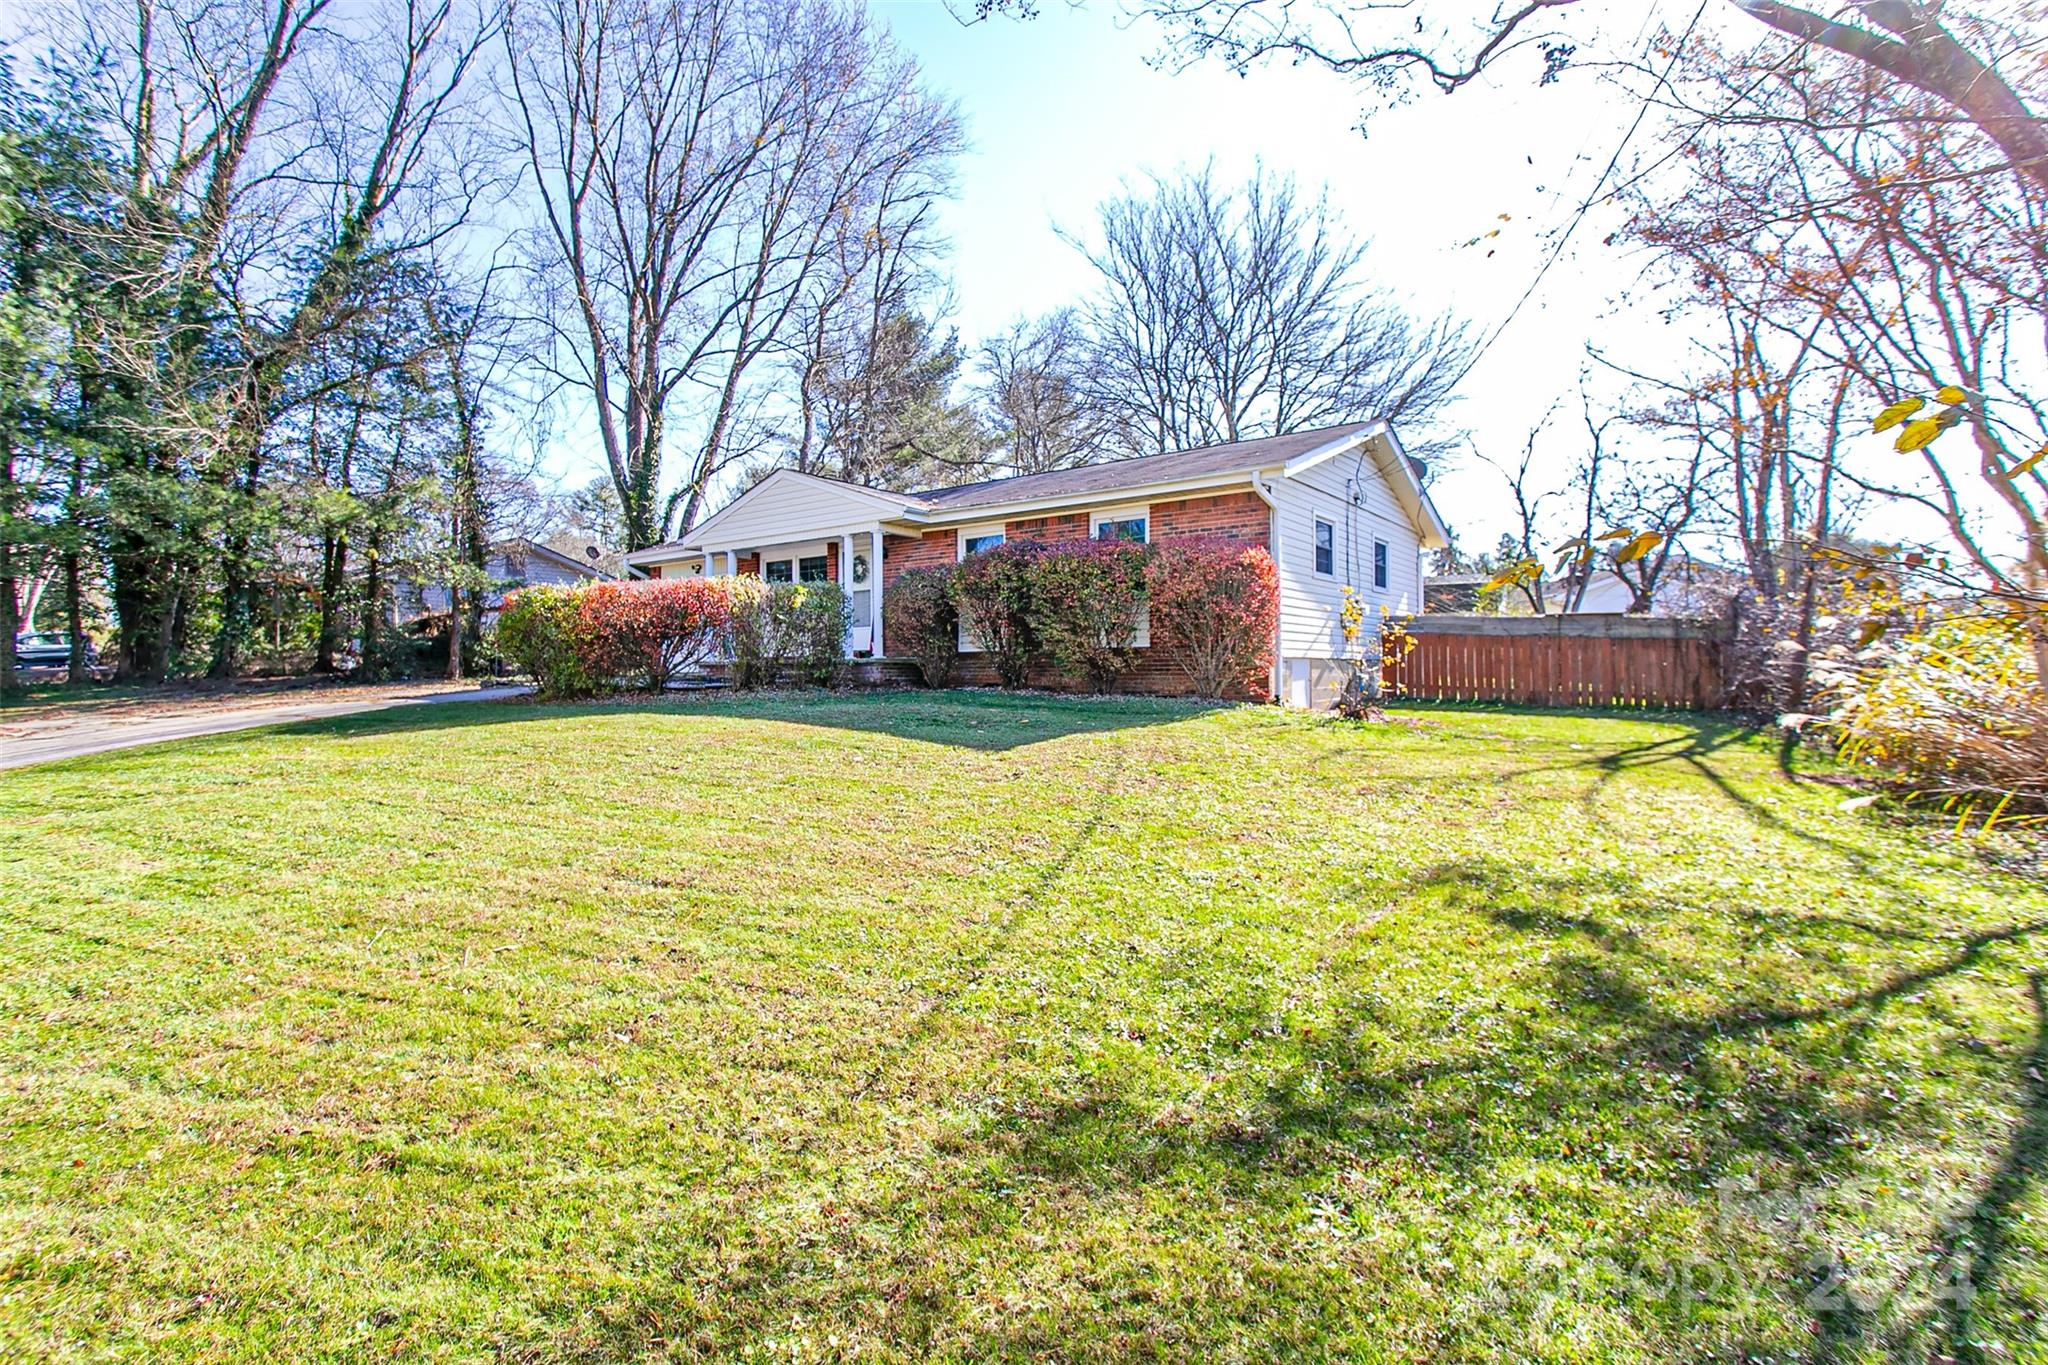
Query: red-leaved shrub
1146,537,1279,699
1027,539,1148,691
576,578,732,692
952,539,1043,688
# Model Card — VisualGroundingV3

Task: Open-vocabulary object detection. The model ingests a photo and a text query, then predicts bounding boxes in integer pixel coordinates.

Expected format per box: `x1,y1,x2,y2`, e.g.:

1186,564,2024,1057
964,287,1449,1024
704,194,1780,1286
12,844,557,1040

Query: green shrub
728,579,850,689
884,566,959,687
1027,540,1148,692
496,586,598,697
952,539,1042,688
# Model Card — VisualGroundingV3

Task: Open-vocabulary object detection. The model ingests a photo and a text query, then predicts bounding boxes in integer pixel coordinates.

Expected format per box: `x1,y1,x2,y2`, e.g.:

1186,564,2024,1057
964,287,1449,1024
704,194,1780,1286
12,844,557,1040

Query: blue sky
869,0,1695,556
866,0,2025,565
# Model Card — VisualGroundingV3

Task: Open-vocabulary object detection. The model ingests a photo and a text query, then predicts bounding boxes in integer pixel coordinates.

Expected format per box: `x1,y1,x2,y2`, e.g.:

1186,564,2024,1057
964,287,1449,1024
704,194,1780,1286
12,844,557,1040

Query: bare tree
786,107,964,479
1082,0,2048,194
506,0,961,549
974,309,1108,475
203,0,495,674
1629,31,2047,683
1477,411,1560,614
1071,164,1471,459
1552,388,1616,614
46,0,492,676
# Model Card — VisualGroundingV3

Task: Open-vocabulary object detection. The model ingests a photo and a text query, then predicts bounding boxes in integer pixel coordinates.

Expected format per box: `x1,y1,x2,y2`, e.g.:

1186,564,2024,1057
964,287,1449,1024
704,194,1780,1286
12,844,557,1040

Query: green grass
2,690,2044,1362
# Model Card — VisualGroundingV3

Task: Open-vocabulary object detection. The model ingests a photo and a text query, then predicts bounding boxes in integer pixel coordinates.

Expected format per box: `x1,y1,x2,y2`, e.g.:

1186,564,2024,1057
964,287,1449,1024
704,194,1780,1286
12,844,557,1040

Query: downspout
1250,472,1284,703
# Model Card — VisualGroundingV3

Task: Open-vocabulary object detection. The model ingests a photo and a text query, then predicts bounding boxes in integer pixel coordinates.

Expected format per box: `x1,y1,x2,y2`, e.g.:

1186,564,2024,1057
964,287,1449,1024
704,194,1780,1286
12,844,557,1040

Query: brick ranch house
623,420,1449,706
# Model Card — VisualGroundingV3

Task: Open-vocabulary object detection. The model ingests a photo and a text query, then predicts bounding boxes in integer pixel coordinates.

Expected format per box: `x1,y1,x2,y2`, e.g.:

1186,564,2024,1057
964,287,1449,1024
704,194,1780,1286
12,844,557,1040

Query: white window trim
956,522,1007,560
760,540,833,586
1313,517,1336,578
1088,503,1151,543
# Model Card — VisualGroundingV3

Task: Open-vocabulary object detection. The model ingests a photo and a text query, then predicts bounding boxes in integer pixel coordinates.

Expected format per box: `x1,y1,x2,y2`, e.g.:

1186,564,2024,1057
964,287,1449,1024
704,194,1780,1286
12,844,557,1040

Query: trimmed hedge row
884,535,1279,699
498,576,849,698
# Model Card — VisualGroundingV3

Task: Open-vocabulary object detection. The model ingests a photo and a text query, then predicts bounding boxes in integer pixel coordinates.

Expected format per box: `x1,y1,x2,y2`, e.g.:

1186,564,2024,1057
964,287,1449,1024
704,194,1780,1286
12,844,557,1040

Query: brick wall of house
1152,490,1270,543
882,529,954,588
873,488,1274,701
737,553,759,576
1004,510,1090,542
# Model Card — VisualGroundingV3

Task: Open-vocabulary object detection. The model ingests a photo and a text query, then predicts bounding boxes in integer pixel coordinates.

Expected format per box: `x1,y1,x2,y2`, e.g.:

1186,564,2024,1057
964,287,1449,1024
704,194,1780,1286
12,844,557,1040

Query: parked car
13,632,95,669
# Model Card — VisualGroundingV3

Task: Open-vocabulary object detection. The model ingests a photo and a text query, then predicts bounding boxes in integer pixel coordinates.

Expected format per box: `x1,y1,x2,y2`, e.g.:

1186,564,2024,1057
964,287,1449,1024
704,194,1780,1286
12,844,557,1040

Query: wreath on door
851,552,870,586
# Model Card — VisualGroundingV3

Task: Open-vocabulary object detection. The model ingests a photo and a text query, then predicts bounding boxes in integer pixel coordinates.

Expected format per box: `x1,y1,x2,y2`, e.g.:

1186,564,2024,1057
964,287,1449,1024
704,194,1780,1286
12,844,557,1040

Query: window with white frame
1313,518,1335,576
1373,539,1388,590
959,526,1005,558
1091,507,1148,543
762,550,831,584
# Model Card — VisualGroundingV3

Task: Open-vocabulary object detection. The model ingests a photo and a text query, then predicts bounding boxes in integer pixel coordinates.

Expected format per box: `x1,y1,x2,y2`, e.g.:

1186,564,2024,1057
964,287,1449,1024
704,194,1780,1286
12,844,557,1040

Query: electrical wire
1444,0,1714,395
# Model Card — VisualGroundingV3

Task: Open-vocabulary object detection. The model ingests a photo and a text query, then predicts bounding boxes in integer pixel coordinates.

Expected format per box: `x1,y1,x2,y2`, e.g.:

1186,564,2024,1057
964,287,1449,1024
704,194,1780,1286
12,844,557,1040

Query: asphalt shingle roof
902,422,1373,512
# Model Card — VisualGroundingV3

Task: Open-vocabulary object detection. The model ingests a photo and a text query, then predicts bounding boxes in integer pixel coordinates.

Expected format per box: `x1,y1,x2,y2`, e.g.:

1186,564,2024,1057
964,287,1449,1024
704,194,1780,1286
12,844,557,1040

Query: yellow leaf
1856,618,1888,648
1935,384,1969,405
1616,531,1663,564
1894,416,1947,452
2005,446,2046,479
1596,528,1634,542
1872,396,1924,432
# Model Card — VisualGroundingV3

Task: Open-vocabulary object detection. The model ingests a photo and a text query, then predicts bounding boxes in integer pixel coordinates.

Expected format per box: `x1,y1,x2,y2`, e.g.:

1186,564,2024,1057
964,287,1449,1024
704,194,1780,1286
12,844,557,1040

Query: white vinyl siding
691,471,899,550
1269,446,1423,666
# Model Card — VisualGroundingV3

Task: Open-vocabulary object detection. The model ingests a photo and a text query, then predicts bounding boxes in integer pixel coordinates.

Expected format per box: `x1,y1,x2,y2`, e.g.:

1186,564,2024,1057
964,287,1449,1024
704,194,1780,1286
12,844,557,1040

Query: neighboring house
624,420,1448,706
542,534,626,580
1424,572,1495,614
1425,562,1737,618
394,537,614,624
1562,563,1737,617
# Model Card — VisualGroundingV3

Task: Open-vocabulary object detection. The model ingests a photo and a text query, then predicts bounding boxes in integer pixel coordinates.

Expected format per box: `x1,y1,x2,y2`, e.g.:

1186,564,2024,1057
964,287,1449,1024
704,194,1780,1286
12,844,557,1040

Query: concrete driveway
1,684,532,771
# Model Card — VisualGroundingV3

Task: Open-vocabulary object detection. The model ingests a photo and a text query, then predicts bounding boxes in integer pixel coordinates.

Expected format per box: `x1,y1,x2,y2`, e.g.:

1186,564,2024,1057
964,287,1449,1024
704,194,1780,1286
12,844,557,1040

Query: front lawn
2,691,2043,1361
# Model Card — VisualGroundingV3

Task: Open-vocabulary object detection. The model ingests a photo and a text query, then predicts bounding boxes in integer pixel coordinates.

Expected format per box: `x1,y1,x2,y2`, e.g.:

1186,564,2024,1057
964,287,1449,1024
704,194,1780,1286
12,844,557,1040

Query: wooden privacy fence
1383,613,1732,710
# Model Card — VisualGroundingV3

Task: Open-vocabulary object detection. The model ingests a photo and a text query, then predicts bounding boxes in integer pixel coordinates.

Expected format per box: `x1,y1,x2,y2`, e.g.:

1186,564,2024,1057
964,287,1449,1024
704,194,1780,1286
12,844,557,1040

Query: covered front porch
676,527,889,657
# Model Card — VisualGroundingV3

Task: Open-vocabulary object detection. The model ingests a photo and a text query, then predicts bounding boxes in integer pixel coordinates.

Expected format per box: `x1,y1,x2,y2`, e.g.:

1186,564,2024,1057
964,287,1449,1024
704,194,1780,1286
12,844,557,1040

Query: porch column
871,526,885,656
838,532,855,655
702,550,713,577
726,549,738,576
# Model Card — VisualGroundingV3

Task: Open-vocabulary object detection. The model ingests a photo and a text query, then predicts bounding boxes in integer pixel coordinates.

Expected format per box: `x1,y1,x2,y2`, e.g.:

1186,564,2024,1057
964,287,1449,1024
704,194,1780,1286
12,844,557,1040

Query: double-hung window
1313,519,1335,577
961,530,1005,557
1094,514,1147,543
1373,540,1389,590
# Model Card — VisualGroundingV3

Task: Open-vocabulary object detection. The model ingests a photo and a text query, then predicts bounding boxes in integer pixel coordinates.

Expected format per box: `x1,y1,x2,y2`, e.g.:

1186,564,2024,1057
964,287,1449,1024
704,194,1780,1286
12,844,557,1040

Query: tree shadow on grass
1917,972,2048,1364
260,687,1227,755
525,838,2048,1359
1489,711,1915,885
766,851,2041,1359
